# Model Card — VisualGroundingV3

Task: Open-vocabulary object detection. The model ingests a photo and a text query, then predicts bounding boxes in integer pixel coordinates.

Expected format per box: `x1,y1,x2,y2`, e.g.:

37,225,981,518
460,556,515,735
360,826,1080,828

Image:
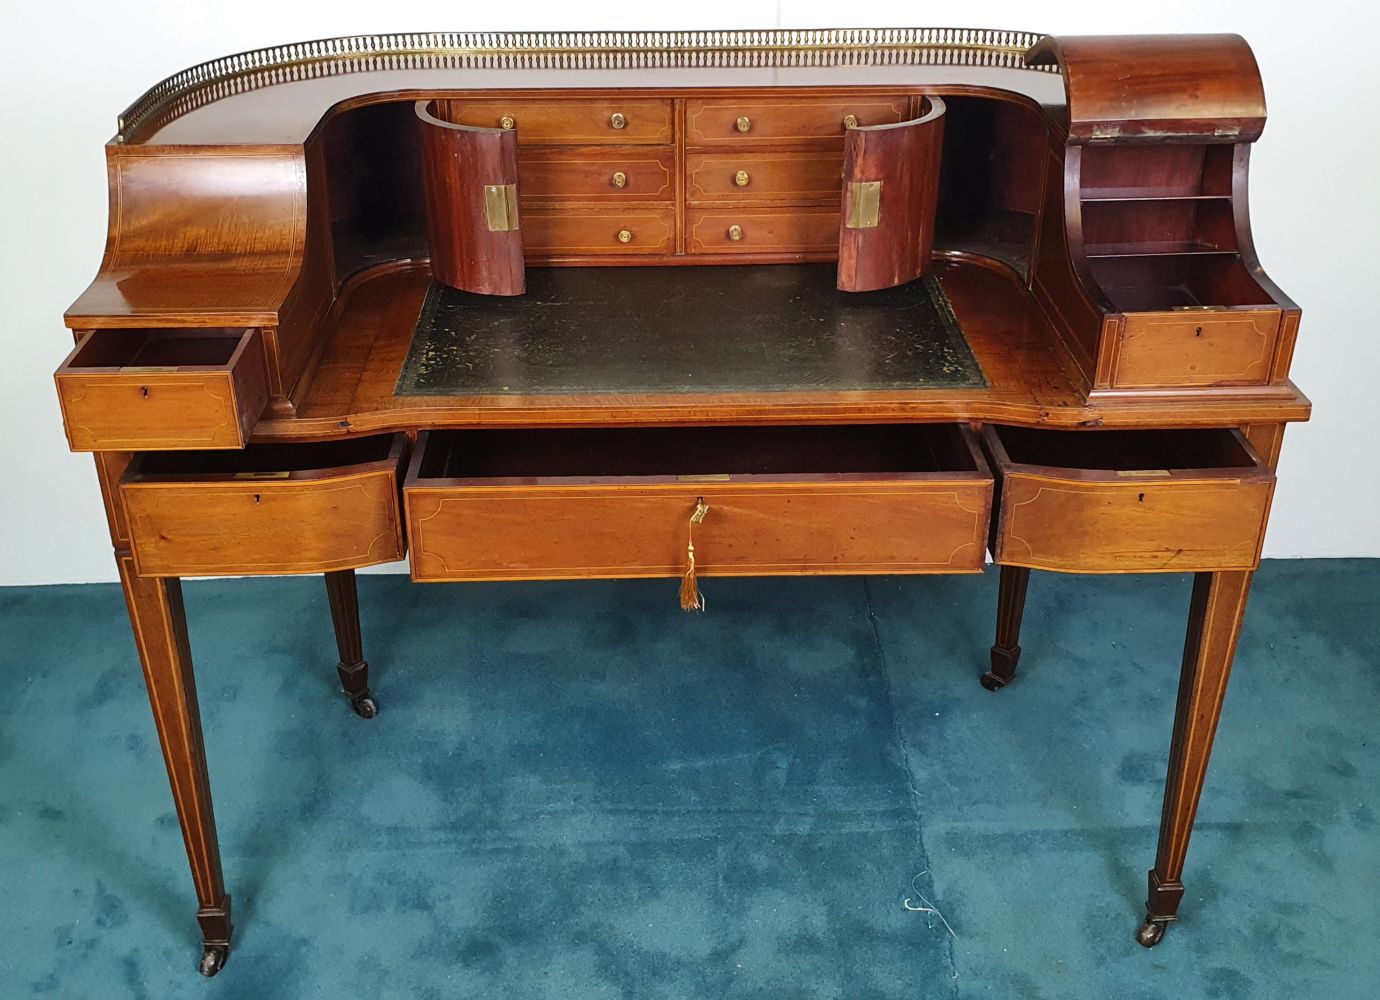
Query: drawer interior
129,435,399,481
414,424,984,485
67,329,247,370
990,426,1258,472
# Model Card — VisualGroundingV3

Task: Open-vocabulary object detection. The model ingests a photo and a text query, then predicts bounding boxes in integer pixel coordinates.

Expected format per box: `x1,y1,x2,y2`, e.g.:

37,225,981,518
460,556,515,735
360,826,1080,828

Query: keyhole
141,386,149,398
1195,326,1203,337
1138,493,1146,503
254,494,261,503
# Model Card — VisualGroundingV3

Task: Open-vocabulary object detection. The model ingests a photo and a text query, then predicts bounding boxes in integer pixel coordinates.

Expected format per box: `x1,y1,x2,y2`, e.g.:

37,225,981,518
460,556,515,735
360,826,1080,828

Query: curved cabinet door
416,100,525,296
837,97,946,292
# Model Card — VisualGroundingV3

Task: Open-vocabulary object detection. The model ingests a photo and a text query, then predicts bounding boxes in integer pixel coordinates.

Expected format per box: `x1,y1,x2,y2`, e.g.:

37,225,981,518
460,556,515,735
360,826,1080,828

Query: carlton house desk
54,29,1309,975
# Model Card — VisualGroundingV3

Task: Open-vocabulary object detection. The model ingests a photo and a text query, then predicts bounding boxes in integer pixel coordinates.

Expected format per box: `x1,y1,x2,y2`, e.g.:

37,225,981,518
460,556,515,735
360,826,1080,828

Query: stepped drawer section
55,329,268,451
405,424,993,582
983,426,1274,573
121,435,408,577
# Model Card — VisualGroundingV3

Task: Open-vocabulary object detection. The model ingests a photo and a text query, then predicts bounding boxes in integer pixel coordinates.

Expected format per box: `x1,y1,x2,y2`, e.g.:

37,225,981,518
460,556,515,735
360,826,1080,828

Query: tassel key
680,499,710,612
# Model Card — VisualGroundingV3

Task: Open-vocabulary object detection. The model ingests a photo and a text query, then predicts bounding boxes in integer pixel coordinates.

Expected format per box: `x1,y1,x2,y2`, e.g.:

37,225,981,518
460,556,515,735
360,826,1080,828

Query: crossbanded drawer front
522,207,675,256
438,98,674,144
404,425,993,582
1110,309,1281,388
984,426,1275,573
686,97,911,147
518,149,675,202
686,151,844,205
687,207,839,254
121,435,408,577
54,329,268,452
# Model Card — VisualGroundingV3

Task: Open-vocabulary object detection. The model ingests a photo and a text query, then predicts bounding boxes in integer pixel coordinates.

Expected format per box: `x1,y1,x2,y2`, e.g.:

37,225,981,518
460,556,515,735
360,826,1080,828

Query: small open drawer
982,426,1274,573
121,435,407,578
55,329,269,451
404,424,993,582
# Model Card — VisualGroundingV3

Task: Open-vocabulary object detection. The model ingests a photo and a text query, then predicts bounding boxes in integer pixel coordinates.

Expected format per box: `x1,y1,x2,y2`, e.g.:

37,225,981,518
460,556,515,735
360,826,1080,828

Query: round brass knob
736,115,752,133
617,229,634,244
610,112,627,129
842,113,859,129
734,169,750,187
611,171,628,189
727,224,743,242
499,115,515,130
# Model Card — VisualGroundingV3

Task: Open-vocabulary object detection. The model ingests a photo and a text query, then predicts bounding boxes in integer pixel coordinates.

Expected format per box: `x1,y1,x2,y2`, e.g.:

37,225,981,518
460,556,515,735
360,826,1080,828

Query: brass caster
979,671,1009,691
1136,918,1168,948
350,694,378,719
199,945,228,977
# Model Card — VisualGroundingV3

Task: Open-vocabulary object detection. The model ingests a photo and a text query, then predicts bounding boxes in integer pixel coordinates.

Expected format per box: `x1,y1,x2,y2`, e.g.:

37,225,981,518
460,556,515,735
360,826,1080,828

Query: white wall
1,0,1375,586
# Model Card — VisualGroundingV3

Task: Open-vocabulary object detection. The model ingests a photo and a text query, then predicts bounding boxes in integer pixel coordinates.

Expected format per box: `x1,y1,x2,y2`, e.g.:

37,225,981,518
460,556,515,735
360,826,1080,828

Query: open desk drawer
121,435,407,577
404,425,993,582
982,426,1274,573
55,329,269,451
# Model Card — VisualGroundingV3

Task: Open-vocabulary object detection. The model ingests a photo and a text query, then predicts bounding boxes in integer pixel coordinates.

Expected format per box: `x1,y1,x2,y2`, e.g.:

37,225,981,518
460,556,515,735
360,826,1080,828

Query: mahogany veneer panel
405,424,992,581
686,207,838,254
1110,310,1281,388
56,329,268,452
984,425,1274,573
437,97,674,145
524,207,676,256
686,151,843,205
121,435,408,577
685,96,910,147
517,149,676,202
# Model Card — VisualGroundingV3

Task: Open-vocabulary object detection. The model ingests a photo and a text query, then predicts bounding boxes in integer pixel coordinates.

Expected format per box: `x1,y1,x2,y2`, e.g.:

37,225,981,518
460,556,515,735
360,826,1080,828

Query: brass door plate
484,184,520,232
845,181,882,229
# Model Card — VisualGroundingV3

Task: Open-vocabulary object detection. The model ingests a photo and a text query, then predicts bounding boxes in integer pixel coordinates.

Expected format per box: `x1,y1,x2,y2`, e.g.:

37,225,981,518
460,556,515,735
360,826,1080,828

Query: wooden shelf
1085,242,1237,259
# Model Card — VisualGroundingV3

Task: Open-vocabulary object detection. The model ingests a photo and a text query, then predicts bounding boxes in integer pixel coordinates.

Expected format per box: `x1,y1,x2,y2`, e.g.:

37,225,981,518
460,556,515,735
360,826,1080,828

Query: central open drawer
404,424,993,582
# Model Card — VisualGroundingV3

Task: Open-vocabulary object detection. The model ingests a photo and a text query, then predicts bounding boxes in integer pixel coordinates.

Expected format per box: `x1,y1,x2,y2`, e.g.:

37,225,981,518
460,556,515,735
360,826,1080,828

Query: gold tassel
680,499,709,612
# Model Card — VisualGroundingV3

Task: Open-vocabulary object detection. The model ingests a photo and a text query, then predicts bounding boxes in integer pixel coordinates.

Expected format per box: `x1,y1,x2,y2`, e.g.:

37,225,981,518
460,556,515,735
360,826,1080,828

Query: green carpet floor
0,561,1376,998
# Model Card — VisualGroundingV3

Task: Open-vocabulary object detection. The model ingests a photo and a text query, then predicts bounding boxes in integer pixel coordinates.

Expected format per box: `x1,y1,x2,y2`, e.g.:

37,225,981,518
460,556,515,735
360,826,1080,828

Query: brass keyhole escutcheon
611,171,628,188
736,115,751,133
843,113,859,129
499,115,515,130
610,112,626,129
727,224,743,241
1195,326,1204,337
618,229,634,244
140,386,149,398
734,169,750,187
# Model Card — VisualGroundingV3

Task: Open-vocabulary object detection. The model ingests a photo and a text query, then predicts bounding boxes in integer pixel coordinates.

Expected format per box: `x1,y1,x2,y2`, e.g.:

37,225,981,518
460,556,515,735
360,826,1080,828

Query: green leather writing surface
397,264,985,396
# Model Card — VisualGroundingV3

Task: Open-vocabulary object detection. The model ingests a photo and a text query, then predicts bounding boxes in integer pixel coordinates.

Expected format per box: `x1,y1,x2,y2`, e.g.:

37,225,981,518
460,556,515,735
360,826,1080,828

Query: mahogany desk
55,29,1310,976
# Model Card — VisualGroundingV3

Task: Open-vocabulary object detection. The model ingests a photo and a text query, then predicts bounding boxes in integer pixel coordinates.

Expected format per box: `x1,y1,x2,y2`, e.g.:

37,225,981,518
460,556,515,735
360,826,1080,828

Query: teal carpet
0,561,1376,998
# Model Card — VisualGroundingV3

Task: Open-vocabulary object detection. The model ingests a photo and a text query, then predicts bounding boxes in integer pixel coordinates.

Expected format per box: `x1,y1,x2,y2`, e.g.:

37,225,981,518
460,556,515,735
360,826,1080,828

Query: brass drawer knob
499,115,515,130
610,112,626,129
843,113,859,129
734,169,750,187
736,115,752,133
727,224,743,242
618,229,634,244
611,171,628,189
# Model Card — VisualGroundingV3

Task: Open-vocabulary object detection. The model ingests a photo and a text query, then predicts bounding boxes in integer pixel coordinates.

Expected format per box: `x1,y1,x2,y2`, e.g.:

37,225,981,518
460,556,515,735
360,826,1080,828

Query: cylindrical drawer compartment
121,435,408,577
983,426,1275,573
404,424,992,582
54,329,268,452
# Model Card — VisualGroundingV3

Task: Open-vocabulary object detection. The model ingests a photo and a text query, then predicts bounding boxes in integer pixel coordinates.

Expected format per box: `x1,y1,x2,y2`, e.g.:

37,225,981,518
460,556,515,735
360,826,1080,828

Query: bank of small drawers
404,425,993,582
983,426,1275,573
121,435,408,577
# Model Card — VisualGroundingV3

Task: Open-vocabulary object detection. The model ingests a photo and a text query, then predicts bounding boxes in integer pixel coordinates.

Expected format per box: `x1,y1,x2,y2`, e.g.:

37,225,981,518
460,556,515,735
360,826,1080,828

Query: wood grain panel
985,426,1274,573
687,207,838,254
55,329,267,451
439,98,673,145
1111,310,1280,388
686,151,843,204
686,97,909,147
518,148,675,202
121,436,407,576
523,207,675,255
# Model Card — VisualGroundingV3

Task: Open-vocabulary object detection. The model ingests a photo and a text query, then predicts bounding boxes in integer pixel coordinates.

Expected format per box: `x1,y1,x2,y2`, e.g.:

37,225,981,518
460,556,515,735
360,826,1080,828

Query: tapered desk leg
117,554,232,976
325,569,377,719
1137,570,1253,947
982,565,1030,691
